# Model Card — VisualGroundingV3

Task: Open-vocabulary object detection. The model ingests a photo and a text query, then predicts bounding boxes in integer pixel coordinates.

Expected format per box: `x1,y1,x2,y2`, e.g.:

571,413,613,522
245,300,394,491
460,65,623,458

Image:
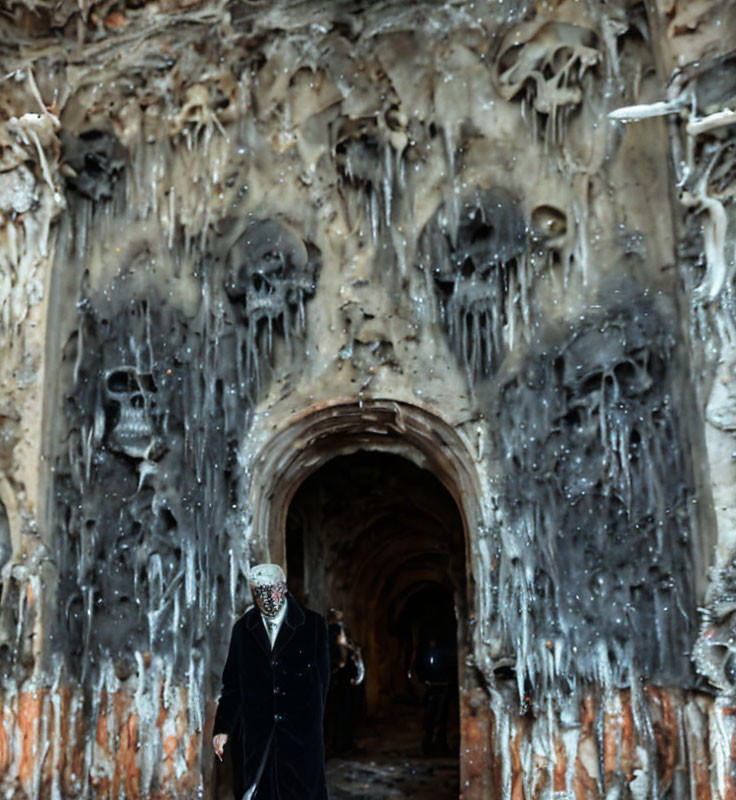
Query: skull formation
224,217,318,327
104,366,160,459
421,188,526,379
694,554,736,694
493,21,600,128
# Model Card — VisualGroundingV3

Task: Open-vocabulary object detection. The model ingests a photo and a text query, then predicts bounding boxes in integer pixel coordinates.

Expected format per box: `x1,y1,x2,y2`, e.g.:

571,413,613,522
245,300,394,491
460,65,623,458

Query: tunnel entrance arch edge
248,398,492,798
249,399,482,581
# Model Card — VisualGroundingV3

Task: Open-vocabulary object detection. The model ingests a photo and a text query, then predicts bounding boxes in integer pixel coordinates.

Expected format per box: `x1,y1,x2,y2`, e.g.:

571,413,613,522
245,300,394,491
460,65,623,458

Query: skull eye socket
138,374,157,393
580,372,602,396
562,407,584,430
467,216,494,245
107,371,133,393
107,370,157,395
498,43,524,76
460,259,475,279
614,361,636,383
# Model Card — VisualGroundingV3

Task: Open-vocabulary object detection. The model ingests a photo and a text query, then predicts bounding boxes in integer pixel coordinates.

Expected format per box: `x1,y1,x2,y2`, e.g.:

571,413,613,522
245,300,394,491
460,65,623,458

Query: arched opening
286,452,465,782
236,400,491,797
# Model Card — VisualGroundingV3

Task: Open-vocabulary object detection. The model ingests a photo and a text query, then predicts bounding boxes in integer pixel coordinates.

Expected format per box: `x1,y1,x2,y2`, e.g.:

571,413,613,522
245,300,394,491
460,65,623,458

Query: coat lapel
272,594,305,659
245,607,271,657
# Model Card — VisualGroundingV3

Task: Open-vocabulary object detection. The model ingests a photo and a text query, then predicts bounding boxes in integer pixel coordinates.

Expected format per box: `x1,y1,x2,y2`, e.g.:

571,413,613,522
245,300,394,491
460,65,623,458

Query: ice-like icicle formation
47,110,321,793
496,290,698,702
419,187,527,384
0,2,728,797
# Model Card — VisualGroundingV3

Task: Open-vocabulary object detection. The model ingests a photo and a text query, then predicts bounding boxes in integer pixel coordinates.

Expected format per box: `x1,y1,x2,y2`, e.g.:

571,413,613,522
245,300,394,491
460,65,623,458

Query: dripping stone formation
0,0,735,798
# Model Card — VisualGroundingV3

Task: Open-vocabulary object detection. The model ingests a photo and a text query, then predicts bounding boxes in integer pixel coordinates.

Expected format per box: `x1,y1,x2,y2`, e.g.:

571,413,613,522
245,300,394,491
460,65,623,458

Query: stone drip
0,0,734,798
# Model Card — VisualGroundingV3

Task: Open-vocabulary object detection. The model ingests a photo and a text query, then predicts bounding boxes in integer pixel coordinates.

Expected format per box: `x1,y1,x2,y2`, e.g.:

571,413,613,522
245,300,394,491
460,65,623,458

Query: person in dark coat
324,608,365,755
411,618,457,756
213,564,330,800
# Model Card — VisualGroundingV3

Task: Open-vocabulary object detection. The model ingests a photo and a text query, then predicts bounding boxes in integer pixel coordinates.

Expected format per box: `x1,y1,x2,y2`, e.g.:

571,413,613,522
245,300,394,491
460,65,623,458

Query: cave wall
0,0,734,797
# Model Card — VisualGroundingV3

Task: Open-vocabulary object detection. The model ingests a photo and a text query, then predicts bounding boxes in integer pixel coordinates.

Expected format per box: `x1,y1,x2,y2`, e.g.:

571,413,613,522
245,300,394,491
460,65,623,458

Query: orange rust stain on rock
600,691,635,787
114,712,140,799
53,688,70,791
580,693,595,729
553,736,568,791
459,691,492,799
113,690,132,720
574,698,599,800
104,11,128,28
96,693,109,750
532,753,550,799
463,718,488,782
684,713,711,800
619,693,634,780
460,689,494,800
646,688,677,793
163,735,177,759
187,732,199,771
693,760,712,800
90,772,111,798
510,729,524,800
18,691,43,785
67,695,87,796
602,706,621,778
574,758,599,800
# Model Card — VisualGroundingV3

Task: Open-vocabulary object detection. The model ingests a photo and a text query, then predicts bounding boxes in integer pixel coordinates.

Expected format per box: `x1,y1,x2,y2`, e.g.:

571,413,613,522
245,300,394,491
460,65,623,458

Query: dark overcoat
214,595,330,800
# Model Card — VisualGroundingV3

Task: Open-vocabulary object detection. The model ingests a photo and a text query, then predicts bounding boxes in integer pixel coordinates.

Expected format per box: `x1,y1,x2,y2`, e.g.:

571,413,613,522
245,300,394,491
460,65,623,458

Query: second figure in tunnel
213,564,331,800
324,607,366,757
409,612,457,756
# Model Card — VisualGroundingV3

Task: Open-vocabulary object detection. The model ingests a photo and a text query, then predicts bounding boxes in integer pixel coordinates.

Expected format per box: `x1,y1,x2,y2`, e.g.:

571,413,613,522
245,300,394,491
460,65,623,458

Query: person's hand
213,733,228,760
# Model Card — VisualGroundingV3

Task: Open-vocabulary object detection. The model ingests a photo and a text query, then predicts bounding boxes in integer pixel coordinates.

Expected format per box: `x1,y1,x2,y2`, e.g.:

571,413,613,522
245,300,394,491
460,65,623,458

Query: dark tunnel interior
213,450,467,798
285,451,467,756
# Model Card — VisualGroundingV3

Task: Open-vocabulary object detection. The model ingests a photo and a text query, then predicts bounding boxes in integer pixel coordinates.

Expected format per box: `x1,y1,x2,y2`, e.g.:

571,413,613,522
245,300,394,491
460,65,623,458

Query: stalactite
496,292,698,701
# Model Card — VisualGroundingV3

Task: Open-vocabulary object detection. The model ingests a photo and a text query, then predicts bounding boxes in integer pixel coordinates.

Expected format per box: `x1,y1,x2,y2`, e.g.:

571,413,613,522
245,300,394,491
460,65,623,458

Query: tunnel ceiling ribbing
287,452,465,608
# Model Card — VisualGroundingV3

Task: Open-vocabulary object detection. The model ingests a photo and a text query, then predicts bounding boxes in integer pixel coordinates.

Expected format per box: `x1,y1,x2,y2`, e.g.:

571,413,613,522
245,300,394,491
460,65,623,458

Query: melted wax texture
420,188,527,382
53,169,320,685
0,0,734,796
495,295,698,698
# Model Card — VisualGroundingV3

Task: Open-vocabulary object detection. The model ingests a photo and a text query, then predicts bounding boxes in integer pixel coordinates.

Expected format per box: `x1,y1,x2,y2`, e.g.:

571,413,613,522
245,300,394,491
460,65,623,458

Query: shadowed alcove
248,399,489,796
286,452,466,719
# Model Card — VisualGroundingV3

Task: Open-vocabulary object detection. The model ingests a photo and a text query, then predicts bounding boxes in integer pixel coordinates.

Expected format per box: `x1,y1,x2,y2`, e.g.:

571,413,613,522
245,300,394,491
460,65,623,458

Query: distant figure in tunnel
410,619,457,756
213,564,330,800
325,608,365,755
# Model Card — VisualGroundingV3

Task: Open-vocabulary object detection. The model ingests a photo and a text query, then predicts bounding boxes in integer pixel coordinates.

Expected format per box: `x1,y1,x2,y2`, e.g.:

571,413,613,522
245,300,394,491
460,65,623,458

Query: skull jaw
109,422,158,460
245,290,290,320
447,285,502,316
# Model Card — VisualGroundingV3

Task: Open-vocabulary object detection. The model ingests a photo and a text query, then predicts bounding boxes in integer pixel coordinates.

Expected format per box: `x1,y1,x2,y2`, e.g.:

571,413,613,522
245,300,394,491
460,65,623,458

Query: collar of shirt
261,598,288,648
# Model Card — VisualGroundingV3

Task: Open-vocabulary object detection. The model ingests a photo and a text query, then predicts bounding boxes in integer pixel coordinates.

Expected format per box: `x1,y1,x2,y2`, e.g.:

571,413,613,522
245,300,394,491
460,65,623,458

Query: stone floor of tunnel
325,700,460,799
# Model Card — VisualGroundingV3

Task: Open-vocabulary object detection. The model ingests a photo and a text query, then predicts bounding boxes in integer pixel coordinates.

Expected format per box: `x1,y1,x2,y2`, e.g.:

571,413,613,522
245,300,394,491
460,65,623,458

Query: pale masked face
250,578,287,618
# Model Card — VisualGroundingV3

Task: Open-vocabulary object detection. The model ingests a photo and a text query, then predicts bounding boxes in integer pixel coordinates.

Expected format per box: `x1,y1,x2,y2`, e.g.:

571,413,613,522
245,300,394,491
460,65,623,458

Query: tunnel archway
247,399,491,798
285,452,466,721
